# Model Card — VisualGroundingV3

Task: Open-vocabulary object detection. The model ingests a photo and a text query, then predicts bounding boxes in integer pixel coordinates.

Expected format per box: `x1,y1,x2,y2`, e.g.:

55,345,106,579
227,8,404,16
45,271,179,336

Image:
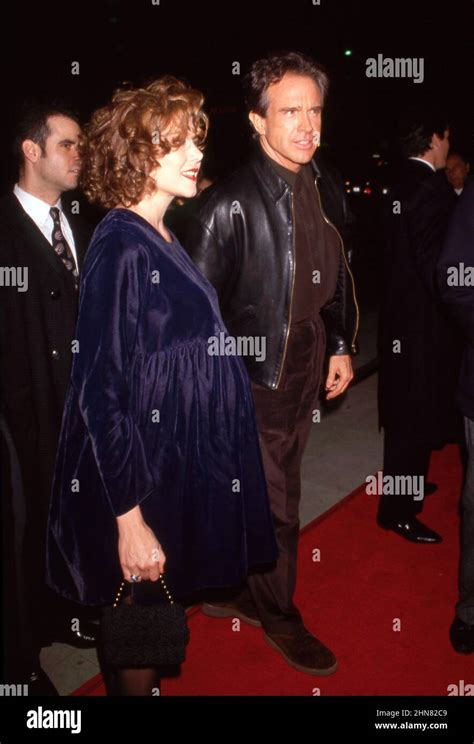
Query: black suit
438,179,474,622
0,191,92,678
377,160,462,521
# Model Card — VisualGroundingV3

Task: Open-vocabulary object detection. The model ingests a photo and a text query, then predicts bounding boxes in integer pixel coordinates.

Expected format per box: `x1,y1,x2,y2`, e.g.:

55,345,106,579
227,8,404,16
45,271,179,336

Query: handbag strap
112,574,174,609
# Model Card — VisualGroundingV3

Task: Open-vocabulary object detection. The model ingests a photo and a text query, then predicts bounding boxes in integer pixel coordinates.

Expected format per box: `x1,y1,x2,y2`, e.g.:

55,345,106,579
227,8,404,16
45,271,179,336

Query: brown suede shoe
265,627,338,675
201,601,262,628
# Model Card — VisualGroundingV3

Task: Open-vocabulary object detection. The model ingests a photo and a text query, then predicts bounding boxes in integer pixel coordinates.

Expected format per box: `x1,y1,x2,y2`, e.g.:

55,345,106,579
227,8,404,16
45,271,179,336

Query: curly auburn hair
80,76,208,209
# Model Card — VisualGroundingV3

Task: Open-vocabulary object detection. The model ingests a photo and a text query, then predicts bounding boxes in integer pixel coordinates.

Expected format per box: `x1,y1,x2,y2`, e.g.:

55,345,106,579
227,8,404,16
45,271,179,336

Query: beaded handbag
101,575,190,668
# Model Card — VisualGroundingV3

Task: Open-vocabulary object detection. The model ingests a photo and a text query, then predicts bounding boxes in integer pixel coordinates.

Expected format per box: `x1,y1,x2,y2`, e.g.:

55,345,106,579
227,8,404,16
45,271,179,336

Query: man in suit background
438,179,474,654
0,103,96,694
377,111,462,544
445,151,471,197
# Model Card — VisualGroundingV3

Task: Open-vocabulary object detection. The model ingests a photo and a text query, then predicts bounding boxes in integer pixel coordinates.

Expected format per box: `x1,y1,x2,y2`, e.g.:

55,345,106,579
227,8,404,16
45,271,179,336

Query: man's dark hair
398,109,449,158
13,100,80,171
243,50,329,120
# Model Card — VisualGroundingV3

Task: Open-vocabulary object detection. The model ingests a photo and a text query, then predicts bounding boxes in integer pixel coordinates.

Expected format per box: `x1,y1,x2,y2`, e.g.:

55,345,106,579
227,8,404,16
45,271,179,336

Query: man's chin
290,148,317,165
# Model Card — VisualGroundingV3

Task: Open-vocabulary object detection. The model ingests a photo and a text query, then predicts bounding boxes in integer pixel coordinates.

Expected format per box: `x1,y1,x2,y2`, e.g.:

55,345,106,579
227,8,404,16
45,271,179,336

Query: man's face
445,154,470,189
34,115,82,193
249,73,322,172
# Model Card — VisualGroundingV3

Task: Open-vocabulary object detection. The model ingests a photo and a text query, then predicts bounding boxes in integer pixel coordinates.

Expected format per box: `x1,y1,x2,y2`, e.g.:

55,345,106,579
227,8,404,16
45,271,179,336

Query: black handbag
100,574,190,668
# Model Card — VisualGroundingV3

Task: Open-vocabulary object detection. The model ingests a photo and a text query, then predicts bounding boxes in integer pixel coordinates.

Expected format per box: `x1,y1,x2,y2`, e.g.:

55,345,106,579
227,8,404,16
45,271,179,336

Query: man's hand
325,354,353,400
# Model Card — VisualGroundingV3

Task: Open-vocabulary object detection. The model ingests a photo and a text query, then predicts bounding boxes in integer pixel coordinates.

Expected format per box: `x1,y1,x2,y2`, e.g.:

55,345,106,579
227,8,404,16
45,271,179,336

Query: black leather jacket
185,146,359,390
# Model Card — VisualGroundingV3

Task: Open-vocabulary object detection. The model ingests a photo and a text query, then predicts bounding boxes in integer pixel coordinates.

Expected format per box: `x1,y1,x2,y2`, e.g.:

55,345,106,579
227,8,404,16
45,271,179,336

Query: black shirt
261,148,341,323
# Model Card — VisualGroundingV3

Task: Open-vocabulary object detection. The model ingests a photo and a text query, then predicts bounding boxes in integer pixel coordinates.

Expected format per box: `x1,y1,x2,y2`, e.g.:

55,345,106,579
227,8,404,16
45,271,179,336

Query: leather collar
250,143,322,204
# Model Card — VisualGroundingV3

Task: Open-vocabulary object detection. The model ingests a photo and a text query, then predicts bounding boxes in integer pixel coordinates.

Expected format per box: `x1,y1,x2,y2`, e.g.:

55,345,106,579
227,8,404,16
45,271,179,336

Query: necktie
50,207,79,290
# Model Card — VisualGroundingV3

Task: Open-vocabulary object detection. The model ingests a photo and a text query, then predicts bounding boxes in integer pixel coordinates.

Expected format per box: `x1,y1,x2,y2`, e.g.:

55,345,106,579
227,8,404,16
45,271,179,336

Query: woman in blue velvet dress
46,77,277,694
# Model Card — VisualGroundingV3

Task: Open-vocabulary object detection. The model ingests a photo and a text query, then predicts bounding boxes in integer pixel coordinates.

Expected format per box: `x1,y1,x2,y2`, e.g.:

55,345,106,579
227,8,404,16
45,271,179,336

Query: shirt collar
409,157,436,173
258,144,322,191
260,147,299,189
252,144,321,204
13,184,62,227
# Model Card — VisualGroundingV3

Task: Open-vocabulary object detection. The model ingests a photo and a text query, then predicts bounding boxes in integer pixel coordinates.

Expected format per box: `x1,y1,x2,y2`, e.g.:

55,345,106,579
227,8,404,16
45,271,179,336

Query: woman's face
153,130,204,199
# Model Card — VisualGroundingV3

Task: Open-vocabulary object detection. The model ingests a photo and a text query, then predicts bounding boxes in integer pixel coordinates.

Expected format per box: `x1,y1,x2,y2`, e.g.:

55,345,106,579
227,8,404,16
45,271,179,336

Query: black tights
105,667,161,696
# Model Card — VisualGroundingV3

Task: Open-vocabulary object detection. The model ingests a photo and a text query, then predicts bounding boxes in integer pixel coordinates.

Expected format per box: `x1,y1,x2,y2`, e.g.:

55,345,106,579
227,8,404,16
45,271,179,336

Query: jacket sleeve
71,233,156,517
437,182,474,345
185,209,237,312
0,234,38,489
320,250,354,356
315,160,357,356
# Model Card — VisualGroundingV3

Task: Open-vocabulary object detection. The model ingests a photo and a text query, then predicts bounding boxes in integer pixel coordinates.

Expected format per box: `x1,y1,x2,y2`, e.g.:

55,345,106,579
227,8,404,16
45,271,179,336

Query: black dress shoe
377,516,442,543
424,481,438,496
52,620,98,648
450,617,474,654
27,668,59,696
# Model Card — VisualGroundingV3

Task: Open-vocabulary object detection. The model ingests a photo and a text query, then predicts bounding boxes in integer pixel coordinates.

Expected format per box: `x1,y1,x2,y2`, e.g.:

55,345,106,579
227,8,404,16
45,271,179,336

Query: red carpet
73,444,473,696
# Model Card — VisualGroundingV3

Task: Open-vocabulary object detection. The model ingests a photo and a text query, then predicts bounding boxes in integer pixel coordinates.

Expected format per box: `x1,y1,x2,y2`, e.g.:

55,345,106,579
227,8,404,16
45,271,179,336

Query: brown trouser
240,315,326,634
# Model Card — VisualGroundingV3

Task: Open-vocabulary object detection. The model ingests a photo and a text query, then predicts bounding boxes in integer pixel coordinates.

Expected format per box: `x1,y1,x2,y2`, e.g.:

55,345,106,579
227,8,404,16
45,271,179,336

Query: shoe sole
264,634,338,676
201,603,262,628
377,523,442,544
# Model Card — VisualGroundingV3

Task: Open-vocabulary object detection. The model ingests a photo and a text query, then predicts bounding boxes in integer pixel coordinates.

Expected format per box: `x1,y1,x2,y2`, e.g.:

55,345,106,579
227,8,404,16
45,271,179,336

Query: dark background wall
1,0,472,313
1,0,471,185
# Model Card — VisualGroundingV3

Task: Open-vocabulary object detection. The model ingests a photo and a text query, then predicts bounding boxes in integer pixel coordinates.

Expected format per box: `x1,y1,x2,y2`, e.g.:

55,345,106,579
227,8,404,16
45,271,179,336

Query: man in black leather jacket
185,51,358,676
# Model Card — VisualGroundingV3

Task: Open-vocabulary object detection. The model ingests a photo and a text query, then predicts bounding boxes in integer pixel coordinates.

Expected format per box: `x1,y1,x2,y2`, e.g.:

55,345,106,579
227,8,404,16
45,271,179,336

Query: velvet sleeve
71,231,155,516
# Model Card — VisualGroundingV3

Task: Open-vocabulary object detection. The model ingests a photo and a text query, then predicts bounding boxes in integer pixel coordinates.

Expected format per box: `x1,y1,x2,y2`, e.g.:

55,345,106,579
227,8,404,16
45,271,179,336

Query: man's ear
21,139,41,164
249,111,266,137
430,132,441,150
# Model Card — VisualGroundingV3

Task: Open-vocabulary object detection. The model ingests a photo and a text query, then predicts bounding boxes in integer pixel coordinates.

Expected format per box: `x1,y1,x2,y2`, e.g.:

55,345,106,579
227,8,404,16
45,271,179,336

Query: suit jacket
0,191,92,518
377,160,461,442
0,191,92,672
437,178,474,419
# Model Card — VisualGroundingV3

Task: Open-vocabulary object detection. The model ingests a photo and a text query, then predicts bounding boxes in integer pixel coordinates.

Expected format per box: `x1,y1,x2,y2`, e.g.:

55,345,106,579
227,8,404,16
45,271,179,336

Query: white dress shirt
409,157,436,173
13,184,79,270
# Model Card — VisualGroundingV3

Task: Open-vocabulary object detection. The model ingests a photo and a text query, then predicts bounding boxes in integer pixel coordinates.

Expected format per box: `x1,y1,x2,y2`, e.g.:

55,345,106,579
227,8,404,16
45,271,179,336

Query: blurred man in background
378,111,461,544
438,178,474,653
0,102,96,695
445,151,471,197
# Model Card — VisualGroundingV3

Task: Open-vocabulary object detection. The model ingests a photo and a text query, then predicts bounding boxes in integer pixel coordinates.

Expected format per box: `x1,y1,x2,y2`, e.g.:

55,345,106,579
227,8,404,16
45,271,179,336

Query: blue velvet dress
46,208,277,605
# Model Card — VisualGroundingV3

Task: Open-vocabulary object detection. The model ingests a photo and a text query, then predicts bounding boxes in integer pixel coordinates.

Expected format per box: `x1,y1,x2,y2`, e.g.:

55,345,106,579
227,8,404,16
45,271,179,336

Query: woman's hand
116,505,166,582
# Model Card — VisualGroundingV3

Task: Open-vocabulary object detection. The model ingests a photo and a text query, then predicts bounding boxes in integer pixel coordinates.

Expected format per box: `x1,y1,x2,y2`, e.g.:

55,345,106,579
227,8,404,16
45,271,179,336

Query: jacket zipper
275,193,296,389
314,179,359,353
